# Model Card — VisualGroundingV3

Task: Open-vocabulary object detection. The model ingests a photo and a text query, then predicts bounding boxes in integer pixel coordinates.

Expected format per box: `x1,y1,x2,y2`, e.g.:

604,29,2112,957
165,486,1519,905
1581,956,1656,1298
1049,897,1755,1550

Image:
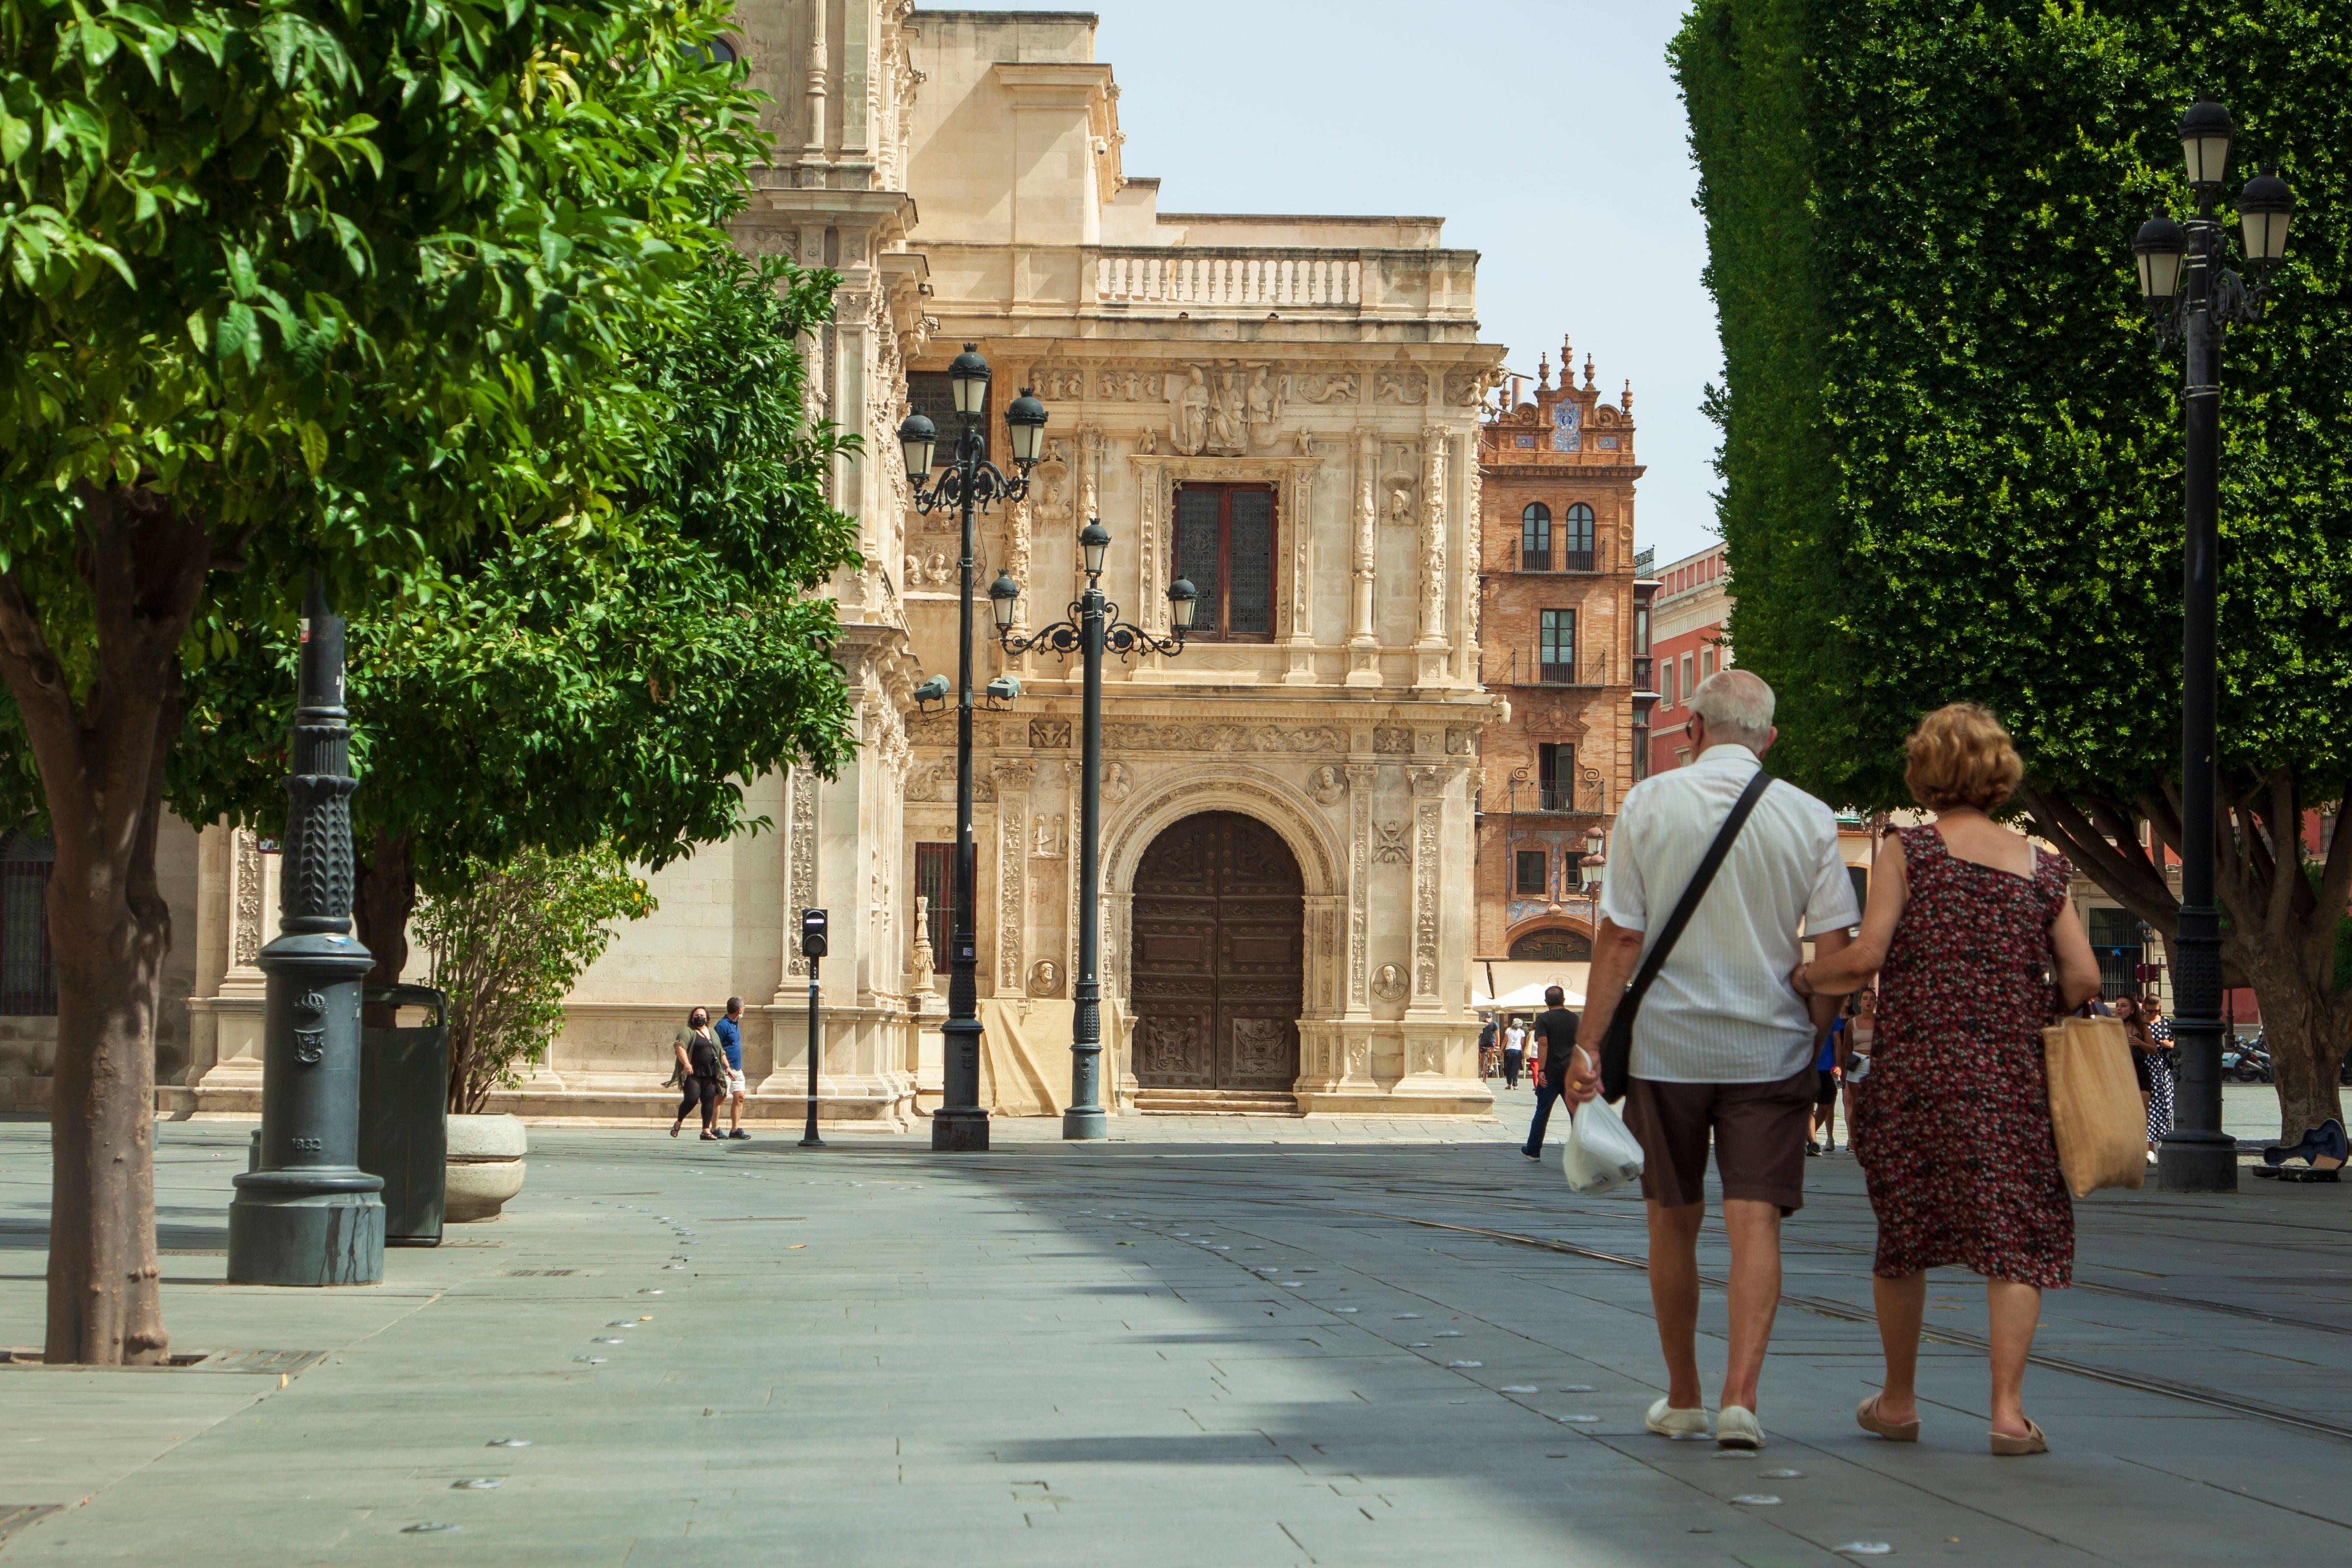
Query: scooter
2223,1034,2273,1083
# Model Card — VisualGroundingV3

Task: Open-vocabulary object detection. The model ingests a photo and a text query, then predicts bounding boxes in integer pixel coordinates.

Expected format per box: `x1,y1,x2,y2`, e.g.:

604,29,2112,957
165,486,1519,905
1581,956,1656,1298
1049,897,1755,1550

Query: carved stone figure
909,895,936,996
1245,366,1280,448
1309,765,1347,807
1028,960,1061,998
1371,964,1408,1004
1209,367,1247,455
1386,478,1415,526
1102,761,1135,804
1136,425,1158,455
1294,427,1315,458
1172,365,1211,455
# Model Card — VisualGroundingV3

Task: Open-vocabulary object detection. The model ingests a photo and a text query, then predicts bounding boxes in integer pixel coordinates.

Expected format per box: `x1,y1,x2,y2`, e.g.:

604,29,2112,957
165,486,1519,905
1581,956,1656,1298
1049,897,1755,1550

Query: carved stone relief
231,829,264,968
1104,723,1344,754
1371,964,1408,1004
1373,727,1413,755
785,767,819,977
1308,766,1347,806
1413,802,1442,999
1372,821,1410,865
1029,718,1072,749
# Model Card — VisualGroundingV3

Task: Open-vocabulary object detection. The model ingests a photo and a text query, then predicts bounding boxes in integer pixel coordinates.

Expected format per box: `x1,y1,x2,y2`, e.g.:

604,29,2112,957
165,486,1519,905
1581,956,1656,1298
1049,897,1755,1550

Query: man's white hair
1689,667,1775,748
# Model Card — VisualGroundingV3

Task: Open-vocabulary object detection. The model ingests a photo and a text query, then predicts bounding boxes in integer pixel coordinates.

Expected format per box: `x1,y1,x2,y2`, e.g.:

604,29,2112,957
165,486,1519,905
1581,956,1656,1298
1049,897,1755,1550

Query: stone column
192,826,274,1105
1408,763,1444,1016
799,0,829,183
1344,760,1376,1018
1415,429,1450,684
1346,430,1379,686
1283,462,1319,685
992,760,1034,998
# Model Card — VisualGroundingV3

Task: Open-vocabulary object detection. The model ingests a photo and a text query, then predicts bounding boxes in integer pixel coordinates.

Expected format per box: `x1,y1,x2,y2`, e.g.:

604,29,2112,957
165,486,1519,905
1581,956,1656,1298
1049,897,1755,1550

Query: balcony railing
1558,548,1596,573
1519,545,1548,572
1632,655,1655,694
1512,546,1601,575
1095,250,1362,310
1490,648,1615,688
1498,771,1608,817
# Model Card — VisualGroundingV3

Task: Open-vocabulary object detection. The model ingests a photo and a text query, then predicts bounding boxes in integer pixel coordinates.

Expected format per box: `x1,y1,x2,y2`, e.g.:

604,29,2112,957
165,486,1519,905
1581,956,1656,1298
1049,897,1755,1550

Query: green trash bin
359,984,449,1247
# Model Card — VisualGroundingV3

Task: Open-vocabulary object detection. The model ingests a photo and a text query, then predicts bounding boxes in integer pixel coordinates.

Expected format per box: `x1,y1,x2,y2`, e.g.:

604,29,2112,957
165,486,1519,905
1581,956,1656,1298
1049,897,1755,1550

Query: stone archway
1129,812,1304,1092
1508,925,1593,962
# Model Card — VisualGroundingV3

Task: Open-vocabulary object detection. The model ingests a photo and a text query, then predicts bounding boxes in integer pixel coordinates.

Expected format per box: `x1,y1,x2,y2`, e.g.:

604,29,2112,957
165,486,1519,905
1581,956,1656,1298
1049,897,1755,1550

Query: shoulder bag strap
1600,767,1775,1099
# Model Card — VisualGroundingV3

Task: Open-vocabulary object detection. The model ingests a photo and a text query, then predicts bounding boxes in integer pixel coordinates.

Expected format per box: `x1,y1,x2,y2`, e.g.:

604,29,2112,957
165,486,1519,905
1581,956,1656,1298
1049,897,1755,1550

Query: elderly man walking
1568,670,1855,1450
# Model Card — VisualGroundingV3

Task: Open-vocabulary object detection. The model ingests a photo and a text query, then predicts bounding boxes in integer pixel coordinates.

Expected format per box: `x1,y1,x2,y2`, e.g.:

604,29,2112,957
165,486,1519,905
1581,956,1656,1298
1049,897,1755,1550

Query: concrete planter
443,1113,528,1223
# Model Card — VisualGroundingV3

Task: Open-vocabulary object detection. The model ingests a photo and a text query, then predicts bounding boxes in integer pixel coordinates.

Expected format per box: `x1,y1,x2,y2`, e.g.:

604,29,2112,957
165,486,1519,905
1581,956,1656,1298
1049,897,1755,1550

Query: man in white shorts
716,996,750,1140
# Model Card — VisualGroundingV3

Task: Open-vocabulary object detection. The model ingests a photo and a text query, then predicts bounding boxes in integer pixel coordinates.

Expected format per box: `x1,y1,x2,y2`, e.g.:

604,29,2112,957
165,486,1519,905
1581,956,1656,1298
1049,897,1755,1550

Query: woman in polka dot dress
1795,704,2103,1456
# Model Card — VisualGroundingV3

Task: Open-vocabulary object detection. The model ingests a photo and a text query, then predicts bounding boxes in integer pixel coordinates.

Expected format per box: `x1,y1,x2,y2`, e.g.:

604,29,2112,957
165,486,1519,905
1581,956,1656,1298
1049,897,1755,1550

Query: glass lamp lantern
989,570,1020,631
2132,215,2189,301
948,344,991,416
1167,577,1198,631
1003,387,1048,469
1078,521,1111,578
2179,99,2235,189
2238,169,2295,267
896,411,936,476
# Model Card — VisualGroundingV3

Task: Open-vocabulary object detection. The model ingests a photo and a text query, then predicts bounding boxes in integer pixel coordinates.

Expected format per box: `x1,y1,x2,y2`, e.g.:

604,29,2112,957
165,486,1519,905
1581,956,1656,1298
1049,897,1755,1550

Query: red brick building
1646,539,1730,777
1473,337,1651,965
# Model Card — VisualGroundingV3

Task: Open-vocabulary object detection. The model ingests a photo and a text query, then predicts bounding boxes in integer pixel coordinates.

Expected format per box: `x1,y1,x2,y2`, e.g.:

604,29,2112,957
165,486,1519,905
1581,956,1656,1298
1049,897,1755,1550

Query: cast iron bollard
226,576,386,1285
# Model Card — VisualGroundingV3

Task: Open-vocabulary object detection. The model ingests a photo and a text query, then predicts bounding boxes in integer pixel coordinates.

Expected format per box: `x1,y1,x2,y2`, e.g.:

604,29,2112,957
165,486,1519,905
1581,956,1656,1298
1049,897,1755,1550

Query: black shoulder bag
1599,769,1775,1103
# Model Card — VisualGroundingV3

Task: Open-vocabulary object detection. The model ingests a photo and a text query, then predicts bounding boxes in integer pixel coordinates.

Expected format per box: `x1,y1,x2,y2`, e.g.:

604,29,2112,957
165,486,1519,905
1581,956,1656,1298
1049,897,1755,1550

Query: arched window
1519,503,1551,570
1508,928,1593,962
1562,503,1596,570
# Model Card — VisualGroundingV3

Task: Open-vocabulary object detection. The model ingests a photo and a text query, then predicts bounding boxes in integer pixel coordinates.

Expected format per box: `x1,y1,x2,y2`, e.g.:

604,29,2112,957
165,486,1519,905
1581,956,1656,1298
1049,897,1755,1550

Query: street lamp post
898,347,1048,1154
226,576,385,1285
992,521,1196,1139
2129,100,2296,1193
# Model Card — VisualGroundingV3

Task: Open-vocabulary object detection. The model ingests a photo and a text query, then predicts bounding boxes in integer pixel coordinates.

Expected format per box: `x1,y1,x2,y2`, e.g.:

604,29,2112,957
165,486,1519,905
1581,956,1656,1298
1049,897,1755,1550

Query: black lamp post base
2156,1132,2241,1194
931,1109,991,1152
227,1176,385,1285
1062,1105,1108,1141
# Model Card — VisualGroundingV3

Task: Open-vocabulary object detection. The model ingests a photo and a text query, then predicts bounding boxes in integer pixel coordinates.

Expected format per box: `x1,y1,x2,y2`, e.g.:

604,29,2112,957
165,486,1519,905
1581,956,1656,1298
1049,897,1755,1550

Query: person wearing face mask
670,1007,723,1140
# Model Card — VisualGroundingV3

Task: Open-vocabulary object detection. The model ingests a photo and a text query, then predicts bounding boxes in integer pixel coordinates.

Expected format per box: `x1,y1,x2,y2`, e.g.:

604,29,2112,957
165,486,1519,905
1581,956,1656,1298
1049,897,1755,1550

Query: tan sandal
1990,1419,2047,1456
1856,1394,1920,1443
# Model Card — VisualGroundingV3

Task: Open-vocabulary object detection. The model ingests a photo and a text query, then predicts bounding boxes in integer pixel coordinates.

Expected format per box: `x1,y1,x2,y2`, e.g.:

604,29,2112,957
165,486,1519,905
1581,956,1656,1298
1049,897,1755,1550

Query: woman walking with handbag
1795,704,2102,1456
670,1007,724,1141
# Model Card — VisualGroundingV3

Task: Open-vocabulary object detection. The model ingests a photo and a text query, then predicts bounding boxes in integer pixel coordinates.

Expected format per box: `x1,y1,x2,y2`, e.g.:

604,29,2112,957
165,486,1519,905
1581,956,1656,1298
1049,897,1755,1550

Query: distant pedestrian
2116,995,2156,1161
2141,994,2175,1155
716,996,750,1140
1502,1017,1527,1090
1520,986,1580,1160
1565,670,1859,1451
1798,703,2102,1457
671,1007,723,1141
1478,1015,1499,1080
1807,1014,1842,1155
1839,990,1876,1140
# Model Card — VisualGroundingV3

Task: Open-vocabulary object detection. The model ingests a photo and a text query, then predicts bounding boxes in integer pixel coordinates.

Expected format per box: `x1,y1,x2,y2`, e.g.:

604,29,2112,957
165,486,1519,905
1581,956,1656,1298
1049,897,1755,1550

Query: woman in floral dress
1796,704,2102,1455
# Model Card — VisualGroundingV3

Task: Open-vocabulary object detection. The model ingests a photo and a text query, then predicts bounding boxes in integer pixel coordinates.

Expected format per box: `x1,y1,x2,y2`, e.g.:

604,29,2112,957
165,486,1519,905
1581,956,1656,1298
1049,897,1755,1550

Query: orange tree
0,0,763,1364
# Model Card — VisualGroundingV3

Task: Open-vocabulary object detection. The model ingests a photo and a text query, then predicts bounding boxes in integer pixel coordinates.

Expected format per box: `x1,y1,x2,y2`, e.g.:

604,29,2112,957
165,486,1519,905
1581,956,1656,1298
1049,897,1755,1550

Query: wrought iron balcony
1493,648,1614,688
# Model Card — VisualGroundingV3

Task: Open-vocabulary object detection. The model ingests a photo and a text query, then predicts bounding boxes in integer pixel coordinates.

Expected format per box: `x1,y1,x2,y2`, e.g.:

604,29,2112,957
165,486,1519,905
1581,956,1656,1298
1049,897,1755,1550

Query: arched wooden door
1130,812,1303,1091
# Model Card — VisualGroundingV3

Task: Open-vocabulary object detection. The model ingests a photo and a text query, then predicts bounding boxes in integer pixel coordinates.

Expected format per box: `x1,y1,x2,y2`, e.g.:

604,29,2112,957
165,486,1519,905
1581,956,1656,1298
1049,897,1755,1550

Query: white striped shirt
1599,745,1860,1083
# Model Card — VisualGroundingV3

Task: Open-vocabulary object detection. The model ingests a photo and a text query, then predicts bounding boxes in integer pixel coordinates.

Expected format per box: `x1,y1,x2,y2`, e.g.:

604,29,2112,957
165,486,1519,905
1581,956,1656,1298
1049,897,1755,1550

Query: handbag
2042,1014,2146,1197
1562,1047,1646,1195
1599,769,1775,1102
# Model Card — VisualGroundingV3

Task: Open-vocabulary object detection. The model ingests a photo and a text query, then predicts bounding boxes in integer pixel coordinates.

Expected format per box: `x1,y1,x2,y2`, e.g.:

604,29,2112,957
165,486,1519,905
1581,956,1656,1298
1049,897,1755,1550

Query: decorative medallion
293,989,329,1066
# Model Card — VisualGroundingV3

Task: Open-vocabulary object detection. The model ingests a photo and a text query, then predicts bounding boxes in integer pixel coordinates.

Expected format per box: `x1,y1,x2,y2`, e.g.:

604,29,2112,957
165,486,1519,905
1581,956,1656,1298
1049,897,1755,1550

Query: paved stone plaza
3,1094,2348,1565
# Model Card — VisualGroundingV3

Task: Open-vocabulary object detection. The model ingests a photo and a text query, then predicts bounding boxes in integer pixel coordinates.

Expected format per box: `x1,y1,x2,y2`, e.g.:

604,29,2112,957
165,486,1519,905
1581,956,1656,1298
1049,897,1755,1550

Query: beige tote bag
2042,1015,2147,1197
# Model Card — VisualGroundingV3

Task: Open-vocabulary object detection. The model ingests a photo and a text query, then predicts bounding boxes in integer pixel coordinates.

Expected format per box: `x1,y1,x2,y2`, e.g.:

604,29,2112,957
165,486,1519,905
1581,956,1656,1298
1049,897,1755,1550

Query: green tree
0,0,762,1364
1673,0,2352,1139
170,251,863,1002
414,843,654,1115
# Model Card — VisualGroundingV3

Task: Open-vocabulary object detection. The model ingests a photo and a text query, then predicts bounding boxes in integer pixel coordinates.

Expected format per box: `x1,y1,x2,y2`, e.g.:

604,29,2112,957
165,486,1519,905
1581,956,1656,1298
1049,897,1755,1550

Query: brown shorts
1622,1066,1817,1215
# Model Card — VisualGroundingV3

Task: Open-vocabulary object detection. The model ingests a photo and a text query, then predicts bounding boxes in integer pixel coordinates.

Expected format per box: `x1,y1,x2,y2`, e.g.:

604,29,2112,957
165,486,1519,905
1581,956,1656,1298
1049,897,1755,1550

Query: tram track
946,1151,2352,1444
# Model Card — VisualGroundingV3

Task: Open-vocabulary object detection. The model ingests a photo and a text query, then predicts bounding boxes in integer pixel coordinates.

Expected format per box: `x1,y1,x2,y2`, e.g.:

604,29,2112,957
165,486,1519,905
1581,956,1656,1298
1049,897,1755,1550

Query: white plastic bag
1561,1049,1645,1196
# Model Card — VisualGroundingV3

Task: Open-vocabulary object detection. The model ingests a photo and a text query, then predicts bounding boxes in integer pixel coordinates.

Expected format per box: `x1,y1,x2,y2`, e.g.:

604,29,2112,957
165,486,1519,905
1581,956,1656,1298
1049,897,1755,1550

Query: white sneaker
1715,1404,1765,1450
1645,1396,1710,1439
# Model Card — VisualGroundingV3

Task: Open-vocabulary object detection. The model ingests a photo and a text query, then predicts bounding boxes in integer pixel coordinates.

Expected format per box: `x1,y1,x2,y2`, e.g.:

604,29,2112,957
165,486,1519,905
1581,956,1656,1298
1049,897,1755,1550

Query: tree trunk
355,829,416,1028
0,485,211,1365
2025,773,2352,1147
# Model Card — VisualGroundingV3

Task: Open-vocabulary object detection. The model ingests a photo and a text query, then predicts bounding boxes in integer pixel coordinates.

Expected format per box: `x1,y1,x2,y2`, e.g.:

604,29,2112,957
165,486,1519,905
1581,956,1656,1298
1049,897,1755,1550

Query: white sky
967,0,1723,565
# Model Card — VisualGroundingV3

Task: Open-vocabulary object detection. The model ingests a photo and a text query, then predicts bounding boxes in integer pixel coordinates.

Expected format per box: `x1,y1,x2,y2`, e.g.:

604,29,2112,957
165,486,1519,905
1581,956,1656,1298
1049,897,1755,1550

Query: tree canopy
1673,0,2352,1133
0,0,768,1364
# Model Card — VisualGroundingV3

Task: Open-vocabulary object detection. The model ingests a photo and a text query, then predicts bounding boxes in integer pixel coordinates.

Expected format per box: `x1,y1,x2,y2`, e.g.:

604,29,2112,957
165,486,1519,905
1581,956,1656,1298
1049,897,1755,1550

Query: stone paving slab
2,1112,2350,1564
